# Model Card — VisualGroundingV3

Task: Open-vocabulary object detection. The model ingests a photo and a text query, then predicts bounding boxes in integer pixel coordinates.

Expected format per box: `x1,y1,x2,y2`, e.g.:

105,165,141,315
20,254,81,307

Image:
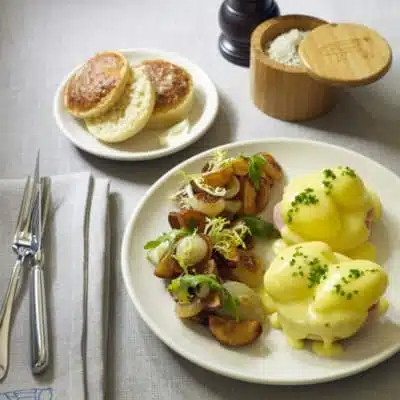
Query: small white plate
121,138,400,385
53,48,219,161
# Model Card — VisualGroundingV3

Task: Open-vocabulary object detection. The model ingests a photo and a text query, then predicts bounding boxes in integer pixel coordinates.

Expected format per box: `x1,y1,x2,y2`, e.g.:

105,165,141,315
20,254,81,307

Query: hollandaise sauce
312,341,343,357
378,297,389,316
278,166,382,255
287,337,305,349
263,241,389,357
269,312,281,329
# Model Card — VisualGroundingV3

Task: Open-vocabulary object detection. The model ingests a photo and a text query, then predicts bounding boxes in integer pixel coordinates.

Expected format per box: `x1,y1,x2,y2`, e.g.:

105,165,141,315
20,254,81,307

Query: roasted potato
231,157,249,176
154,253,181,278
203,166,234,187
229,253,265,288
260,153,283,181
256,176,272,213
241,178,257,215
175,300,204,319
221,281,265,323
208,315,262,347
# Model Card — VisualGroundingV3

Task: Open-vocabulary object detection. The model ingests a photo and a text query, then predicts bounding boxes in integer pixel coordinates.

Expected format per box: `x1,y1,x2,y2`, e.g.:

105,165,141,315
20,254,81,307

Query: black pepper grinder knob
218,0,280,67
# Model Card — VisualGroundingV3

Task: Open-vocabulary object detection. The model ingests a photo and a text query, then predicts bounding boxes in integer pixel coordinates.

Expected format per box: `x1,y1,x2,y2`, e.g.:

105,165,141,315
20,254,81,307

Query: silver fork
0,173,39,380
28,175,51,375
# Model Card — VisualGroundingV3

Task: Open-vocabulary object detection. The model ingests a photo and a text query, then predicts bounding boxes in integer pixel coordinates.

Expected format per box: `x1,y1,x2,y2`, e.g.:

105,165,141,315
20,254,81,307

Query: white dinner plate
53,48,219,161
121,138,400,385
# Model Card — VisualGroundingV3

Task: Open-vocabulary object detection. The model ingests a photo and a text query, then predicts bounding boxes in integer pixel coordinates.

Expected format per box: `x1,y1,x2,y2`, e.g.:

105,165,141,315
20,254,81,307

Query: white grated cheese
266,29,310,67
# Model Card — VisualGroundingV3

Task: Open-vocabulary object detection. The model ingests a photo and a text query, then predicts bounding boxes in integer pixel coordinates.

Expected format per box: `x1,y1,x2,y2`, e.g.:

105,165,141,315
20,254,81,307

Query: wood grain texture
299,23,392,86
250,15,338,122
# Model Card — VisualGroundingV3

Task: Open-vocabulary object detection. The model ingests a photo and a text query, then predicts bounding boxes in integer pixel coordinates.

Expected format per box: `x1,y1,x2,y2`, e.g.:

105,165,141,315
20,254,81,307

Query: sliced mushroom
224,199,242,215
203,166,234,187
241,178,257,215
256,176,272,214
191,179,226,197
168,211,181,229
231,157,249,176
203,292,222,311
208,315,262,347
154,252,181,279
168,210,207,232
191,311,209,325
212,250,238,269
243,235,255,250
203,259,218,275
224,176,241,199
260,153,283,181
237,250,257,270
188,192,225,217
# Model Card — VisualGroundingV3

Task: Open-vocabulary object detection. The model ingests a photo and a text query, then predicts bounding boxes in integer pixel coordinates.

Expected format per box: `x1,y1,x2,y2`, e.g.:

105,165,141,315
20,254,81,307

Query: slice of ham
365,208,374,238
273,202,285,231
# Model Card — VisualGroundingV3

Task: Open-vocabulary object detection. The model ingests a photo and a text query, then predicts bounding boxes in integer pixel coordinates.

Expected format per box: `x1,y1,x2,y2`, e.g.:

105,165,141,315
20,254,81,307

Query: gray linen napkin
0,172,110,399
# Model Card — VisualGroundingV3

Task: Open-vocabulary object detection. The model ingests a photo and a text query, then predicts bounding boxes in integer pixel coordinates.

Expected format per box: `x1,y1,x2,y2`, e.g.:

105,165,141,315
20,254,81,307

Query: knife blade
28,151,51,375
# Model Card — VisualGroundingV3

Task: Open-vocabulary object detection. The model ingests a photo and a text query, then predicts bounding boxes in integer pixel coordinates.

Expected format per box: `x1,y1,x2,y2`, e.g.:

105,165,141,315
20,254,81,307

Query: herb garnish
144,227,192,250
245,154,266,191
339,166,357,178
242,216,280,239
287,188,319,223
307,258,329,288
168,274,240,318
331,267,378,299
286,248,328,285
322,168,337,194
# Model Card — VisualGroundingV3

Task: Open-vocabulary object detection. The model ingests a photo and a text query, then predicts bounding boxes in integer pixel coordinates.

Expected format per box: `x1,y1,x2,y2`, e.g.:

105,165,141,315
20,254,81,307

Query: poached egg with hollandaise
273,166,382,260
263,241,388,356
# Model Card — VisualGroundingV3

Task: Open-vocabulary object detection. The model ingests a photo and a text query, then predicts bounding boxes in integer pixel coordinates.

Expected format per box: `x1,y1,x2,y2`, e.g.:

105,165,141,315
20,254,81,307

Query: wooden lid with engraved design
298,23,392,86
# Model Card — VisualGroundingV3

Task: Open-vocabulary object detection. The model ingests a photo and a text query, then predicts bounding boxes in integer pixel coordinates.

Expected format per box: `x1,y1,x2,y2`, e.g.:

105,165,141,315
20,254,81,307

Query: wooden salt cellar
250,15,392,121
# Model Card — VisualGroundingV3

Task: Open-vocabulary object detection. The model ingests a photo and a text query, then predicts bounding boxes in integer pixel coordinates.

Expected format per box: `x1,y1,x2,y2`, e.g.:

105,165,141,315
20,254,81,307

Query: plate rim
53,47,219,161
121,137,400,385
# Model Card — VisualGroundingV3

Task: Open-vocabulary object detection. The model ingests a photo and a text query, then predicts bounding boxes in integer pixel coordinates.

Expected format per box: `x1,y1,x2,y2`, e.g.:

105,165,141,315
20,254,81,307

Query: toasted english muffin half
64,51,129,119
84,66,155,143
142,60,194,129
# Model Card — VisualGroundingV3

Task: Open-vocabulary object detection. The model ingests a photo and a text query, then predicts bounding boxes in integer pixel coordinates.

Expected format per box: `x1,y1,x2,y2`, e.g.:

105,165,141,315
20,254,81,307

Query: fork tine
14,176,31,235
23,151,40,233
41,178,51,232
30,192,40,238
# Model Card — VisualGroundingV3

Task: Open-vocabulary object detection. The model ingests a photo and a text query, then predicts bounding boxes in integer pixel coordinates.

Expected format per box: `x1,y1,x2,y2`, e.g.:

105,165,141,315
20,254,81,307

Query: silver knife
28,152,51,375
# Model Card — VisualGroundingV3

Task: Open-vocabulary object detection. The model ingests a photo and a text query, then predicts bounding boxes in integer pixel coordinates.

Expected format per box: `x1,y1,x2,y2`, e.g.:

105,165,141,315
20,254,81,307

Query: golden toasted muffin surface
142,60,192,113
65,51,127,113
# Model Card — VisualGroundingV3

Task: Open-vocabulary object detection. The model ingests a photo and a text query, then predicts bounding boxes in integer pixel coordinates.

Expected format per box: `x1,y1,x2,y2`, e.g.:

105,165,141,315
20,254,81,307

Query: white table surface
1,0,399,398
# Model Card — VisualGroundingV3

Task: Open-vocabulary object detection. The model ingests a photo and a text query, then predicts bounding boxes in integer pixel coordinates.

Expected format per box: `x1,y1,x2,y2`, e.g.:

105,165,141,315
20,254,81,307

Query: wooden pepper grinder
218,0,280,67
